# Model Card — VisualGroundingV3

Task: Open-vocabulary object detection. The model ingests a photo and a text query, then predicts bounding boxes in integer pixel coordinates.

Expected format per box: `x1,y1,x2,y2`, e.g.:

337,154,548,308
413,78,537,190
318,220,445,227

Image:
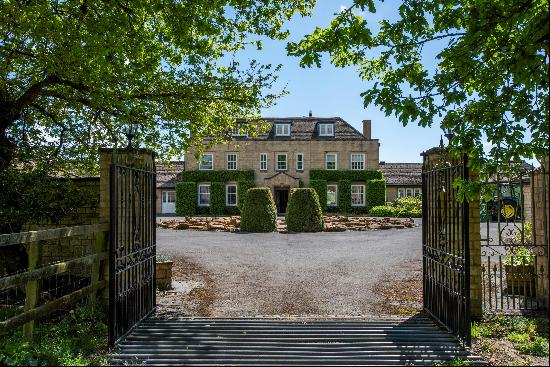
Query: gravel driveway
156,219,422,318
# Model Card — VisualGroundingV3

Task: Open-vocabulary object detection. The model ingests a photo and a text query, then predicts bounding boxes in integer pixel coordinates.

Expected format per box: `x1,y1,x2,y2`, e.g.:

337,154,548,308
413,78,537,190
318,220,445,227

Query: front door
275,188,289,214
161,191,176,214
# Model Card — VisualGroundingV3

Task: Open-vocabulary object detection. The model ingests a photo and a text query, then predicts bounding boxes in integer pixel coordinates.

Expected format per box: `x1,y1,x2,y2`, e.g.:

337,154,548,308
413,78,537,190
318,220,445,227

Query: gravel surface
156,219,422,318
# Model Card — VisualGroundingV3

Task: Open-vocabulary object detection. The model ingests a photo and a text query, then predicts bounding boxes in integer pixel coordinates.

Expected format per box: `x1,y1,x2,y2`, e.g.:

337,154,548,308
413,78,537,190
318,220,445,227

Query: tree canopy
288,0,549,177
0,0,313,174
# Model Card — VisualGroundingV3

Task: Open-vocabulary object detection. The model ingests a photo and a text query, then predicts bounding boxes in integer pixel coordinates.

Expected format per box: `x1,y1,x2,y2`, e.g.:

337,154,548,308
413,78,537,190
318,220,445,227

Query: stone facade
185,118,379,206
186,139,380,188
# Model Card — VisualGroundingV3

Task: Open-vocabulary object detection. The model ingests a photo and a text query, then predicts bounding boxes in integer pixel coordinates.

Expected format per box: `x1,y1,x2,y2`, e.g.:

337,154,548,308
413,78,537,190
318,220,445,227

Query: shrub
309,179,327,212
0,302,108,366
210,182,225,215
240,188,277,232
237,180,256,212
369,205,399,217
368,205,421,218
392,196,422,211
366,179,386,209
175,182,196,216
310,169,382,181
285,188,324,232
180,170,254,182
338,179,351,213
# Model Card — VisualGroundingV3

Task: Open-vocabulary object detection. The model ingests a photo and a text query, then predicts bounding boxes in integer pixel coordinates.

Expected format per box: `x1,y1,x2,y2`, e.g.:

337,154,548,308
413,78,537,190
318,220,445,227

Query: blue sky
235,1,445,163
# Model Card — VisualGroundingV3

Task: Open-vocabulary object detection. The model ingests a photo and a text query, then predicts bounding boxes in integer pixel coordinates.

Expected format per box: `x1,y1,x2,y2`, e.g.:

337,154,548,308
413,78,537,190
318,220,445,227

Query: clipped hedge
237,180,256,212
309,179,327,212
210,182,225,215
181,170,254,183
366,179,386,209
240,188,277,232
338,179,352,213
368,205,422,218
175,182,196,216
286,188,324,232
310,169,382,182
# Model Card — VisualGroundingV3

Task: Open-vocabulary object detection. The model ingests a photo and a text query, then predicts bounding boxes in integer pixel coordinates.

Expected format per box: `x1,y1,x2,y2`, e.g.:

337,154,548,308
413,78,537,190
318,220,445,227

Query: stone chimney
362,120,371,139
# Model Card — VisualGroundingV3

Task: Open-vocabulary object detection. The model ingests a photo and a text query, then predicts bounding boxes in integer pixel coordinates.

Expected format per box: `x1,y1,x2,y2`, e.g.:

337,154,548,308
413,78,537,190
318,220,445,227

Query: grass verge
0,302,108,366
471,314,549,365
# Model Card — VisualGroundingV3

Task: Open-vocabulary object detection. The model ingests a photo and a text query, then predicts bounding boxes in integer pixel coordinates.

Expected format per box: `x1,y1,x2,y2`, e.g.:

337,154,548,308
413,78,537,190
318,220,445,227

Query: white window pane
351,185,365,206
199,154,213,170
296,153,304,170
277,154,287,170
227,153,237,170
326,154,336,170
351,153,365,170
327,185,337,206
406,188,413,197
198,185,210,206
226,185,237,206
167,191,176,202
260,153,267,171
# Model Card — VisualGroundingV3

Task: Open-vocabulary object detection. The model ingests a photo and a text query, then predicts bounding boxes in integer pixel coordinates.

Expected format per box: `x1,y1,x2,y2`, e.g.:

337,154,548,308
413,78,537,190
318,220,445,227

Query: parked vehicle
481,183,523,222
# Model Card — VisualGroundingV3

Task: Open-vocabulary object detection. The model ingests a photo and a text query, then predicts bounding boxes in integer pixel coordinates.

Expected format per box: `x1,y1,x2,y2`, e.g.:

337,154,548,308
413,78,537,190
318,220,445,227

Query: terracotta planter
504,264,536,297
156,261,173,290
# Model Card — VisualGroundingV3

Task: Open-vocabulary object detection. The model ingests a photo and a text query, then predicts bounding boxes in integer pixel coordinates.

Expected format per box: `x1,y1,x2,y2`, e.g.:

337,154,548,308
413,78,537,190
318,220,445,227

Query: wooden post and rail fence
0,223,109,339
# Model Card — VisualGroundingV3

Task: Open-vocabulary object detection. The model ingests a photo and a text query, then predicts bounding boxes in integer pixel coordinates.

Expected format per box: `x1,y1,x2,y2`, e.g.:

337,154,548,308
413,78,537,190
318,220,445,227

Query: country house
159,116,386,215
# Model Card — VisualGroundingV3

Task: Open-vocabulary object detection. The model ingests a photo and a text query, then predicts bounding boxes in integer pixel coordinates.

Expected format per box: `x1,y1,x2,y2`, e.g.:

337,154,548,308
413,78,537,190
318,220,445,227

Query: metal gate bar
109,163,156,346
422,151,470,346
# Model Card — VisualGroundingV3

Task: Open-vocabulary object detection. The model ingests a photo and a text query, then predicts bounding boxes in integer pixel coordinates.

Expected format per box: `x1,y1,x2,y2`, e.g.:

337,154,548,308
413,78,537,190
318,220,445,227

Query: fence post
22,241,41,340
89,231,107,304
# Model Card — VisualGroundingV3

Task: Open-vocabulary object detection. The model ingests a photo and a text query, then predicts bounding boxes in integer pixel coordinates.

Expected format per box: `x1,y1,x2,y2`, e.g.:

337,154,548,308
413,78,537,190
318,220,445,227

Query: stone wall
187,139,380,187
22,178,100,266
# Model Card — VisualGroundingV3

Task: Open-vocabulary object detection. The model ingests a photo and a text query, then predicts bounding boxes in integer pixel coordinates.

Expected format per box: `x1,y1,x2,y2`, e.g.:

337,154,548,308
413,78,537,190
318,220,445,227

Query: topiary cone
286,188,324,232
240,187,277,232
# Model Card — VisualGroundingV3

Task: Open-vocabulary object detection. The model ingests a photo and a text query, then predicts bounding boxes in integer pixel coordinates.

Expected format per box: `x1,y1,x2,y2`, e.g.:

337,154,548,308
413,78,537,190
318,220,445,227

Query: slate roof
379,162,422,186
233,117,371,141
156,161,185,189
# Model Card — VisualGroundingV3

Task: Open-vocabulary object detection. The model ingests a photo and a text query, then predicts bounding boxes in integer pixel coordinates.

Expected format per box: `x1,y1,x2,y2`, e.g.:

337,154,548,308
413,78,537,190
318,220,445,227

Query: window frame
275,123,291,137
351,184,365,207
318,123,334,137
225,183,238,206
198,153,214,170
414,188,421,197
231,124,248,137
198,184,211,206
162,191,176,203
226,152,238,170
406,188,413,197
296,153,304,171
327,184,338,207
350,153,365,170
276,153,288,171
325,153,337,170
260,153,268,171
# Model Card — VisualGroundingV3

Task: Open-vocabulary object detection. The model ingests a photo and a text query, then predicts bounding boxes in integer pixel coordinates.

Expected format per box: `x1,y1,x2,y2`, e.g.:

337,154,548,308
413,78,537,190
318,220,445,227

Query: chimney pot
362,119,372,139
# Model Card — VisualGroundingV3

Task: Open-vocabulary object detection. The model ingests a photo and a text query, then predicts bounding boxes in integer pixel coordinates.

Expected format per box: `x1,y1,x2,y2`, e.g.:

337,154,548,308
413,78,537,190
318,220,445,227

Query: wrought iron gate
480,165,548,313
109,162,156,346
422,150,471,346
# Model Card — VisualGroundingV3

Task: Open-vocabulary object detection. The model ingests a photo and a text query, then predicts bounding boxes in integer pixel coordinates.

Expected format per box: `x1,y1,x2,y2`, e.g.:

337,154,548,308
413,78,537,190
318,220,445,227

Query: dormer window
232,124,248,137
275,123,291,136
319,123,334,136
